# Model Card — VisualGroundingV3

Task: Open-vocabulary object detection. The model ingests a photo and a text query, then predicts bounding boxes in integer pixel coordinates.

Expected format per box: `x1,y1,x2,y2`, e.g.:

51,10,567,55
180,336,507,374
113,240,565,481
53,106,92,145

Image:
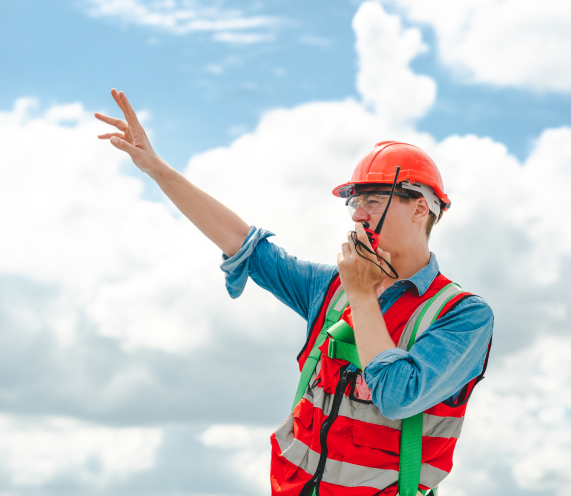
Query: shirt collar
399,252,440,296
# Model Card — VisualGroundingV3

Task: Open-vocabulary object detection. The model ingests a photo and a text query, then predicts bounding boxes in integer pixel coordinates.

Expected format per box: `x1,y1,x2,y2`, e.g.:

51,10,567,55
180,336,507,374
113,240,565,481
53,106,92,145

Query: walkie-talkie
362,166,401,251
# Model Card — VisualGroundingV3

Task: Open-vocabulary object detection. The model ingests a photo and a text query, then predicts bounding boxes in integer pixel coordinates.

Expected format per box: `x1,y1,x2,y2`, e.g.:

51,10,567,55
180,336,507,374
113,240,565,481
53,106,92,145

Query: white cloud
430,126,571,286
354,1,436,125
86,0,278,43
385,0,571,92
443,336,571,496
0,415,162,486
201,424,272,494
213,32,275,44
0,98,217,353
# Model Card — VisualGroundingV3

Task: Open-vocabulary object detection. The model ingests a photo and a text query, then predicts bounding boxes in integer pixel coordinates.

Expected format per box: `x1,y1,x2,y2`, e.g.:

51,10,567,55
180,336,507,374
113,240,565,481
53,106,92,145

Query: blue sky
2,1,571,495
3,0,570,170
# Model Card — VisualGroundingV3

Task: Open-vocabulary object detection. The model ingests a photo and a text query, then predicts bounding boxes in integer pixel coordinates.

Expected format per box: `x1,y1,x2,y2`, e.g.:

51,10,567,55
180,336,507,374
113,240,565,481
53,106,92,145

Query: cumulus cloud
201,424,273,494
354,1,436,125
2,1,571,495
85,0,278,43
0,415,161,486
0,98,213,353
385,0,571,92
444,336,571,496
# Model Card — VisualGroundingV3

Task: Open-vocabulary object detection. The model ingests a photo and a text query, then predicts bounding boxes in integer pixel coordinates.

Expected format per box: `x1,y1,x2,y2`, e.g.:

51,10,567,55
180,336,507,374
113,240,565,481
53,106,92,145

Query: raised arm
95,89,250,257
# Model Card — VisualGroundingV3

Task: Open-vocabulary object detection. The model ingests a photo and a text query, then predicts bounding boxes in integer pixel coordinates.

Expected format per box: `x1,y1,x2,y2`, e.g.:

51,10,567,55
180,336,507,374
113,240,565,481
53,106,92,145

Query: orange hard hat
332,141,451,210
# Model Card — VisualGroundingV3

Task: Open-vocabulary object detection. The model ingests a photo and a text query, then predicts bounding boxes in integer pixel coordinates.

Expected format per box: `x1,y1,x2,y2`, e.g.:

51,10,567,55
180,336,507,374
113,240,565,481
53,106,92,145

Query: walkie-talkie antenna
374,166,401,235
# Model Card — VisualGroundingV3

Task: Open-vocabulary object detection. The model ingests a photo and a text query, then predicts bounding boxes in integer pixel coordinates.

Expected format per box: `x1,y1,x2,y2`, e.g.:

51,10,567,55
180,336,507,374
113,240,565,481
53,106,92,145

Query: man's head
333,141,449,252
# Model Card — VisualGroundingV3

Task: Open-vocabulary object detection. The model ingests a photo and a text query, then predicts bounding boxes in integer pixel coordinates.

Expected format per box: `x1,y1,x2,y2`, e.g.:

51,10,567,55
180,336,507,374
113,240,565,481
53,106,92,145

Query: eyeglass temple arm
373,166,401,235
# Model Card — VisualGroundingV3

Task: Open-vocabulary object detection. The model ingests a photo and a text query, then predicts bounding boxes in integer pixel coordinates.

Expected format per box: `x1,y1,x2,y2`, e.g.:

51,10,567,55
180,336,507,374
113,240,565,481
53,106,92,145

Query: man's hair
396,188,443,239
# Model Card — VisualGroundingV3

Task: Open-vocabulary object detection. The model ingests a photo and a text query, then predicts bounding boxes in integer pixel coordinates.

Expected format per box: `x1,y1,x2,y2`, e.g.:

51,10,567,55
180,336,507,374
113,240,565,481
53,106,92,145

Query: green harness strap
291,290,350,410
398,283,462,496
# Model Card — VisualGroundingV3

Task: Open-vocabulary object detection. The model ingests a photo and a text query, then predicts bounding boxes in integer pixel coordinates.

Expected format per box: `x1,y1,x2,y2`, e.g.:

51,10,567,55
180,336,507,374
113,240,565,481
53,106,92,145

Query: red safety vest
270,273,490,496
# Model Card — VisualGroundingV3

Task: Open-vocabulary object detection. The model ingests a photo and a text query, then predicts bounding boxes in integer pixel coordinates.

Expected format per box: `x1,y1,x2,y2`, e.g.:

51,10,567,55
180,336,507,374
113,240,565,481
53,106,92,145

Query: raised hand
95,89,164,175
95,88,251,256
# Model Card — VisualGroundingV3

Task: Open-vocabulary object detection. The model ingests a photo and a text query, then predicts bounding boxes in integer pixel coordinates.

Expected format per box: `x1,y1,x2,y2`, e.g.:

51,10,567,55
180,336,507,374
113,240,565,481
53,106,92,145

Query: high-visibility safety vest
270,273,490,496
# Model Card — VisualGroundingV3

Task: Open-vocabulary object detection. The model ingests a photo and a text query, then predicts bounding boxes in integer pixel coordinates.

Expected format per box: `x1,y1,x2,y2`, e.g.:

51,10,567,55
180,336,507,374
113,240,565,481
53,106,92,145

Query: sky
1,1,571,495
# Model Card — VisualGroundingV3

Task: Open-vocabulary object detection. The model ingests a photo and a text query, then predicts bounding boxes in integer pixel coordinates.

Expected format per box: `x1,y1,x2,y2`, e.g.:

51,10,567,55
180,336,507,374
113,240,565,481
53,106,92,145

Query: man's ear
412,197,430,224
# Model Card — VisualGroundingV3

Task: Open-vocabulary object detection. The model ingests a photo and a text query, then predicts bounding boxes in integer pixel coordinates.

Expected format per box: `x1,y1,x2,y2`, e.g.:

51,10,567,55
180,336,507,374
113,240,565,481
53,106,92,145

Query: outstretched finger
98,132,125,140
113,89,142,128
111,89,131,123
110,136,141,158
94,112,128,132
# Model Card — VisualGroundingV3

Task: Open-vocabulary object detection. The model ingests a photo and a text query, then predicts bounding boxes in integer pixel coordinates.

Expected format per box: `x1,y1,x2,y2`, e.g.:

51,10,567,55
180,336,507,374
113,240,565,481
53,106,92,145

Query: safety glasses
345,190,414,217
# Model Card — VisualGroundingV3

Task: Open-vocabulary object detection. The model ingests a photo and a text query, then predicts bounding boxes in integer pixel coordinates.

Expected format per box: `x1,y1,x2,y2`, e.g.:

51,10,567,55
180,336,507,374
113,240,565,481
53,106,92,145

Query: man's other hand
337,223,392,298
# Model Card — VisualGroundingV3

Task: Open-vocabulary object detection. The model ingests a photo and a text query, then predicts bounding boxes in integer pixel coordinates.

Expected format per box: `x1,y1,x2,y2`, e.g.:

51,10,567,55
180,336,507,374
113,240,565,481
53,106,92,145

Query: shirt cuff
363,348,409,384
220,226,275,299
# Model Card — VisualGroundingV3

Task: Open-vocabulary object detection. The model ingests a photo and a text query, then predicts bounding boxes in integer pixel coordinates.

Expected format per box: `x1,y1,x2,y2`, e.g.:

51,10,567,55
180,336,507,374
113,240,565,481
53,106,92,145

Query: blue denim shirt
221,226,494,420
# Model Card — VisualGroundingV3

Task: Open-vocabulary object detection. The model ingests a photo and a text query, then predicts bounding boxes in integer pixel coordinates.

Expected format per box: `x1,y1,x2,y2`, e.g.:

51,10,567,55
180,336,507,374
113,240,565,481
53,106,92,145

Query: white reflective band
400,180,441,217
303,382,464,439
333,292,349,312
325,286,345,315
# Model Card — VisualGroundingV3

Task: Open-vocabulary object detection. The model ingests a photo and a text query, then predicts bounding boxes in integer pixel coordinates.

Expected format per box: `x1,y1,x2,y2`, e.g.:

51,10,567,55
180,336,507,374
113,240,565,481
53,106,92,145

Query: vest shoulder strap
291,289,349,410
397,282,463,351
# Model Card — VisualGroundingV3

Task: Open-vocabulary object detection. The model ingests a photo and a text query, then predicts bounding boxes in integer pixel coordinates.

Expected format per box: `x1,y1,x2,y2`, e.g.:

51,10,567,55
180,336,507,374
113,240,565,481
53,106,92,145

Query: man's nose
352,207,371,224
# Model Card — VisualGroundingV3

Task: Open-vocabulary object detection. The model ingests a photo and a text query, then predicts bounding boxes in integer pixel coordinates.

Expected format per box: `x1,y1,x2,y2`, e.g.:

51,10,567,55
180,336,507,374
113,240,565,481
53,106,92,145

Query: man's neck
376,243,431,296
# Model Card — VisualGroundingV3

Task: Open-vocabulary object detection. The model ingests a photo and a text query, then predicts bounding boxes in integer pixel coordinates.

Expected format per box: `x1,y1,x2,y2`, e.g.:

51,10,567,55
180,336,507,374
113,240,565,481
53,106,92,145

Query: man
95,89,493,496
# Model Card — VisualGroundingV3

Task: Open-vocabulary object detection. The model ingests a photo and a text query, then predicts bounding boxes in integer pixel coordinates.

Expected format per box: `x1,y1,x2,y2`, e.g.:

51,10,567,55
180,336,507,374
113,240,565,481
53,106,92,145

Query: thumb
111,136,140,158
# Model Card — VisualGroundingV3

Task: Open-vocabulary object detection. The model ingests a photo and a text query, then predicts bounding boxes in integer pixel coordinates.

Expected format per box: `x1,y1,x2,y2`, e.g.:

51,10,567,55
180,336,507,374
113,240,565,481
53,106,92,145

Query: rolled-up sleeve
221,226,275,299
363,296,494,420
220,226,337,321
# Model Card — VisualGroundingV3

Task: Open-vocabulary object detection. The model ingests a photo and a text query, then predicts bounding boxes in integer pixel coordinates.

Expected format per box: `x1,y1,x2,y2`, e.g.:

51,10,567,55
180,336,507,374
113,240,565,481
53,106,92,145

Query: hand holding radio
338,223,393,297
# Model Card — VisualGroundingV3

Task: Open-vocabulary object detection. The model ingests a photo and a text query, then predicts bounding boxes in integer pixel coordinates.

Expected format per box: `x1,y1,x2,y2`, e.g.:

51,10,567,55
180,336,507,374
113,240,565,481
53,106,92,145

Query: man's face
348,185,426,252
